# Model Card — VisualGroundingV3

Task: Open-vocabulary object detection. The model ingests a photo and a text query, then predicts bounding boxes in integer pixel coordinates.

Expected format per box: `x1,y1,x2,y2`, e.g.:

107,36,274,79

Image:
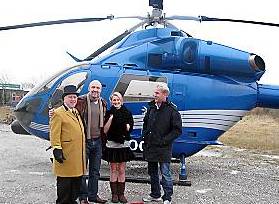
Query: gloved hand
53,149,66,163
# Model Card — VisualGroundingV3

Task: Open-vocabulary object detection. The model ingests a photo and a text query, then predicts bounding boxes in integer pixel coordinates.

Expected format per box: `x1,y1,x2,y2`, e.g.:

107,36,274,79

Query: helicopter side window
148,53,162,66
148,38,176,69
113,74,167,102
151,38,175,54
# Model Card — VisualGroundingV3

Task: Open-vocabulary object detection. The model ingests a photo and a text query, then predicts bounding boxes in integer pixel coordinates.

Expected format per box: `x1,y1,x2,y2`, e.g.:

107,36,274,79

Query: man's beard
90,92,99,101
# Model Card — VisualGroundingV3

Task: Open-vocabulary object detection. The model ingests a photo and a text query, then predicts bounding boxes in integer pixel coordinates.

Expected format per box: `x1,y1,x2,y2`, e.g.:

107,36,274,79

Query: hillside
220,108,279,155
0,106,15,124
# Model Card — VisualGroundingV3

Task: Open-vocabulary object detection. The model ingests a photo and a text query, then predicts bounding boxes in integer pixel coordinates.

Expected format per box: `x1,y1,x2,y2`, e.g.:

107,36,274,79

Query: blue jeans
148,162,173,202
79,138,102,201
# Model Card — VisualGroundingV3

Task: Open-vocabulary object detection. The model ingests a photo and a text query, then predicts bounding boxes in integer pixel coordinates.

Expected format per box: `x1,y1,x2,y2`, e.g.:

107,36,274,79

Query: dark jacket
142,100,182,162
105,105,134,144
75,94,107,140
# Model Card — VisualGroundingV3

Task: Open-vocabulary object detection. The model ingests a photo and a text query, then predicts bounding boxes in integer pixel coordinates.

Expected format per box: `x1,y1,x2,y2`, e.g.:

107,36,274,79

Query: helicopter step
90,175,192,186
131,153,191,185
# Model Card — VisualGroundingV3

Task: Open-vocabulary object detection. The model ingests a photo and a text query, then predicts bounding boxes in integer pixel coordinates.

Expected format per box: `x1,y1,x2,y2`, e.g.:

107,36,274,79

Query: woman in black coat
103,92,134,203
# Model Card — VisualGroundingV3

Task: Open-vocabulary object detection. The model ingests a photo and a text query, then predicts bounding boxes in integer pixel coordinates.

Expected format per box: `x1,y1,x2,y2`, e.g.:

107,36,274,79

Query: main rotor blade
199,16,279,27
165,15,200,21
114,16,146,20
83,30,131,61
166,15,279,27
83,21,146,61
0,16,113,31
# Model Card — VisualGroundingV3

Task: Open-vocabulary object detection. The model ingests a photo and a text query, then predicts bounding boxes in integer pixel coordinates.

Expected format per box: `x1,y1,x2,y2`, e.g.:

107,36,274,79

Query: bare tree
0,73,10,84
0,73,11,105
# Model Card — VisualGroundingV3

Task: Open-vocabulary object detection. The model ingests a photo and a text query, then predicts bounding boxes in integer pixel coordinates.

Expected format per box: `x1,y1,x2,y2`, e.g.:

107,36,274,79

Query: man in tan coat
50,85,86,204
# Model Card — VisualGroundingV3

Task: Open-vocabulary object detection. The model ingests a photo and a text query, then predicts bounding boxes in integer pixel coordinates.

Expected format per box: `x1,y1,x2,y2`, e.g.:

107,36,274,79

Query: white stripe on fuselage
29,110,247,133
133,109,247,131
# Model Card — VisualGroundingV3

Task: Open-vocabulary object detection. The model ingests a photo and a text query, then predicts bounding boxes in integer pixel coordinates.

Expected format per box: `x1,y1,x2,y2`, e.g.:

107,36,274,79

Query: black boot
118,182,128,203
110,182,119,203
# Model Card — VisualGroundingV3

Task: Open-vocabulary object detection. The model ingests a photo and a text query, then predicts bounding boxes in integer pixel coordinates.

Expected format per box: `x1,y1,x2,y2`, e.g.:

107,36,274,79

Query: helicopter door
171,74,186,110
113,73,168,133
113,73,168,156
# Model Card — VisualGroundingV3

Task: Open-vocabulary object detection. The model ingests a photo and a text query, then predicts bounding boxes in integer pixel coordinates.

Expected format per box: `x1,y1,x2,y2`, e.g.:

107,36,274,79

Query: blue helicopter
2,0,279,182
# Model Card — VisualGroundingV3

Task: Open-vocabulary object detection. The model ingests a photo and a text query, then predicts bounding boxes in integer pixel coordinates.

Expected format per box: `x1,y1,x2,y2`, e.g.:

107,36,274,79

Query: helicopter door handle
175,91,183,95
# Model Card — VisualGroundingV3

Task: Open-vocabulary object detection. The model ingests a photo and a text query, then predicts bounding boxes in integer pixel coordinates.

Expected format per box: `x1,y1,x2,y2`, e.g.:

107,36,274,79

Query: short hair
156,83,169,95
88,80,102,91
110,92,123,105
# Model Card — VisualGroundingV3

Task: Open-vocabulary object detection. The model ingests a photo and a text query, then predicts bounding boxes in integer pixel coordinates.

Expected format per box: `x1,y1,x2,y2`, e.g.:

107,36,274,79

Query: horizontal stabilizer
257,84,279,109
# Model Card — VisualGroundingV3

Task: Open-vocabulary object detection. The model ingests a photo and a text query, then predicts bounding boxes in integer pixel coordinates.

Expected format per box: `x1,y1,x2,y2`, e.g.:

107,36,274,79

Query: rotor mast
147,0,165,27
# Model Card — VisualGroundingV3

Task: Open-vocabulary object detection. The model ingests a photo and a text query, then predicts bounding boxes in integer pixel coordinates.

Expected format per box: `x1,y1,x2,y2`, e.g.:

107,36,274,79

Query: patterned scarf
86,93,104,139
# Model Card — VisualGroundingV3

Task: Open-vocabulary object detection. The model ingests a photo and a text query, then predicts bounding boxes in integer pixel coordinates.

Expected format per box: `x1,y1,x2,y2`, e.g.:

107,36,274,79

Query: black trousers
56,176,82,204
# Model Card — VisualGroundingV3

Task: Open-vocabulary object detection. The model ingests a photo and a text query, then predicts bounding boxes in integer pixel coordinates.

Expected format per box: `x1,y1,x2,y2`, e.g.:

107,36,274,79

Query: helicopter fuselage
12,28,279,159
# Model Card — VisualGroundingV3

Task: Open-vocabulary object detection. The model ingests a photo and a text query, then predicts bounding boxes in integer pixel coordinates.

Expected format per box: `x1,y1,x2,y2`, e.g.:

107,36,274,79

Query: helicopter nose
249,54,265,71
14,97,42,132
11,120,31,135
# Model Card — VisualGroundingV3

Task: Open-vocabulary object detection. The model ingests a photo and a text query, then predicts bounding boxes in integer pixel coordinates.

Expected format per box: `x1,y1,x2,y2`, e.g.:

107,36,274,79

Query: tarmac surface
0,123,278,204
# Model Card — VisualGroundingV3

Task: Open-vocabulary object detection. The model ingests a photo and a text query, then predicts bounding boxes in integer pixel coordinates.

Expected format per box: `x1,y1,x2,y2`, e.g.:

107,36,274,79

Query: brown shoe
118,182,128,203
110,182,119,203
80,200,89,204
118,194,128,203
111,194,119,203
88,195,107,203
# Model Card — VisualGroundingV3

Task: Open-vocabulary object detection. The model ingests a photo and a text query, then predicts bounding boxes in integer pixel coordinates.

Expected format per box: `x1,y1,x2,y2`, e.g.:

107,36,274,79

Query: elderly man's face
154,88,167,103
64,94,78,108
89,82,102,100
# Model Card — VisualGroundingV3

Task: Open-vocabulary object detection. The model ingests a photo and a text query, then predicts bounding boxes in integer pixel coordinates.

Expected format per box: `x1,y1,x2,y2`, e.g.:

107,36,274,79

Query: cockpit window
57,72,88,92
114,74,167,102
49,71,88,108
151,38,175,53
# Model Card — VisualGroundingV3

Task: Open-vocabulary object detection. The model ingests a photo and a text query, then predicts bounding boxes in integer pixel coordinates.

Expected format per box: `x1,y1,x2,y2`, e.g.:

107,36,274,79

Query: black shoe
88,195,107,203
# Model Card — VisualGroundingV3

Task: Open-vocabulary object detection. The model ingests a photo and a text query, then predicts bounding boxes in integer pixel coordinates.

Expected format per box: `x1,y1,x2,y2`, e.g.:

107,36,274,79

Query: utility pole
2,87,4,105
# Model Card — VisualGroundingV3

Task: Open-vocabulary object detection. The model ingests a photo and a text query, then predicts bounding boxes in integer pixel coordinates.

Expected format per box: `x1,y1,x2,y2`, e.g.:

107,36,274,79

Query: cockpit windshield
48,70,89,108
24,63,90,98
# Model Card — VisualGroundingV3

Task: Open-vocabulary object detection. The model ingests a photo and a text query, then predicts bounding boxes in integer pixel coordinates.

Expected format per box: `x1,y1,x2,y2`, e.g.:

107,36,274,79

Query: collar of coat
61,104,80,122
63,104,74,112
148,100,177,110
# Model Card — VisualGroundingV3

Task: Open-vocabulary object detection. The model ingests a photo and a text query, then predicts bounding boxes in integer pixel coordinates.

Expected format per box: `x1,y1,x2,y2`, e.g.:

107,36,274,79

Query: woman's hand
126,124,130,131
109,114,114,120
104,115,113,134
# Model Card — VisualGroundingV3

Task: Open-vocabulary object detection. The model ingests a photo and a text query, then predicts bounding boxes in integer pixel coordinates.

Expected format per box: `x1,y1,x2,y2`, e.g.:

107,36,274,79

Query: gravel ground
0,123,278,204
